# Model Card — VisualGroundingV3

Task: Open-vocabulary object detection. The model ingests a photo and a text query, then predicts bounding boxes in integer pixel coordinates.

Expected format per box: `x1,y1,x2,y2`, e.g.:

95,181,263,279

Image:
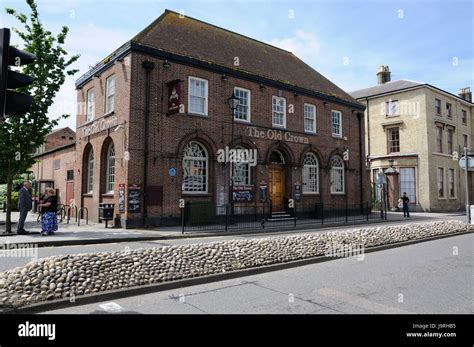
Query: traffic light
0,28,36,121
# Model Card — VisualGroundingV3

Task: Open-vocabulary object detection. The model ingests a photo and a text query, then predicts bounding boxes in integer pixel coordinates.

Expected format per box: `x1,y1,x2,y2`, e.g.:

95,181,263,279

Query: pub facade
74,10,368,228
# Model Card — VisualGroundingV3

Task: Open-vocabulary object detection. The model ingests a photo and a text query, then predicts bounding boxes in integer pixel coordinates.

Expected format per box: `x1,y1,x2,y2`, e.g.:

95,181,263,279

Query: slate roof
349,80,424,99
77,10,361,107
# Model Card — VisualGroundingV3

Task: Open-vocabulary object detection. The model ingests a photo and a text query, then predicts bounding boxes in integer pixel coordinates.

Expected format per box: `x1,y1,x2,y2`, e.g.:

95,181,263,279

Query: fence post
181,206,185,234
225,204,228,232
321,204,324,224
294,204,297,227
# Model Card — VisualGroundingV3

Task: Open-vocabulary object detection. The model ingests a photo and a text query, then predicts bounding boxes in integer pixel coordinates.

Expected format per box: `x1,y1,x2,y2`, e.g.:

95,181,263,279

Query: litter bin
99,203,115,228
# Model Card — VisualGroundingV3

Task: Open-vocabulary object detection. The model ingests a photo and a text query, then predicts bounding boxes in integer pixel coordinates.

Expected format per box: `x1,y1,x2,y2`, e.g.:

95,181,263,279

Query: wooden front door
66,181,74,206
269,166,285,211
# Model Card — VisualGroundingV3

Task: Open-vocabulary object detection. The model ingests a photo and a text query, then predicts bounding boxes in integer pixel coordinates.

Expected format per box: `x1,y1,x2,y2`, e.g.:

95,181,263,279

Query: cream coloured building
351,66,473,212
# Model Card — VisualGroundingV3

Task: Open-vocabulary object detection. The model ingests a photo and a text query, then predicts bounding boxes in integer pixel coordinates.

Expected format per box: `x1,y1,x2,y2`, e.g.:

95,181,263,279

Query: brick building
74,10,367,228
30,127,76,206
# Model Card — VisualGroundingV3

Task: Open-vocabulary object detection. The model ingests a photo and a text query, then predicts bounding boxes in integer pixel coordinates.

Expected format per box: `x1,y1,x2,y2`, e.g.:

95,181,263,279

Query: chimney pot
376,65,391,84
459,87,472,102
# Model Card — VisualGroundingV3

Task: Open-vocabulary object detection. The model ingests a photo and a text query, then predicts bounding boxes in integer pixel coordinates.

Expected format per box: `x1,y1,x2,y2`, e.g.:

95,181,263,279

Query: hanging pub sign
166,79,182,115
128,184,141,213
118,184,125,213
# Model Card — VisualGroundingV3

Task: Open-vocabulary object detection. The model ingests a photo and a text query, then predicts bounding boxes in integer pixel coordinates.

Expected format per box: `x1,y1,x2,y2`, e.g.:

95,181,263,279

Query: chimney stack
377,65,391,84
458,87,472,102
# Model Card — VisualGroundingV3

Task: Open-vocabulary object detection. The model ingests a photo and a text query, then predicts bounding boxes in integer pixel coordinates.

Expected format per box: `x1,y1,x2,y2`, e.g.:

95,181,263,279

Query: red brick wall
30,145,76,205
74,51,369,227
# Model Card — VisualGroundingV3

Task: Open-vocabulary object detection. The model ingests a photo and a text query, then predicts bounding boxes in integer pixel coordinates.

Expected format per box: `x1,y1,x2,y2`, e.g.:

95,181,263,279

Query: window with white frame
106,143,115,193
331,110,342,137
304,104,316,133
105,75,115,114
188,77,208,115
303,153,319,194
386,100,399,116
86,89,95,122
437,168,444,198
447,128,453,155
232,146,251,186
330,156,344,194
435,99,441,114
182,142,208,193
234,87,250,122
448,168,455,198
272,96,286,128
86,149,94,193
399,167,416,203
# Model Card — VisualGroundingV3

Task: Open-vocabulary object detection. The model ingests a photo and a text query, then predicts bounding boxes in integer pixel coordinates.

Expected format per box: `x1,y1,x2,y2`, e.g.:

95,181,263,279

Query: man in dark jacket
401,192,410,218
17,181,32,234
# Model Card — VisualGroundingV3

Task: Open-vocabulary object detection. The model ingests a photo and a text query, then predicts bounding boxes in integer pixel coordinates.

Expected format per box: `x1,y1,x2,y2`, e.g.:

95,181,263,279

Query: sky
1,0,473,130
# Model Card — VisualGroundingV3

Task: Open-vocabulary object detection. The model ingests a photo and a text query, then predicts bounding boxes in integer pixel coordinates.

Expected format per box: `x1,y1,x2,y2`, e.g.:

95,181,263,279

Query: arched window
303,153,319,194
233,146,252,186
330,156,344,194
86,149,94,193
182,141,208,193
106,143,115,193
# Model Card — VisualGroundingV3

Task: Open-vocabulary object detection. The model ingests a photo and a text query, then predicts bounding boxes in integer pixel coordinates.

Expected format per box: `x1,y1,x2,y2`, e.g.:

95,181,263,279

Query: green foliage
0,0,79,230
0,0,80,181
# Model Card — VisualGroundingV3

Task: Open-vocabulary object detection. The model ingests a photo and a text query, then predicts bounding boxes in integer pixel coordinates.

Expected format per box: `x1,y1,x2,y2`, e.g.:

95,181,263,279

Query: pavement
41,232,473,314
0,210,469,248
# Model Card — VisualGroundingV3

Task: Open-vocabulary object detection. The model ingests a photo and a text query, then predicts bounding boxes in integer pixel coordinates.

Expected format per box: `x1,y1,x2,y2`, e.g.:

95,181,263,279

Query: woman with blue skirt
38,188,58,236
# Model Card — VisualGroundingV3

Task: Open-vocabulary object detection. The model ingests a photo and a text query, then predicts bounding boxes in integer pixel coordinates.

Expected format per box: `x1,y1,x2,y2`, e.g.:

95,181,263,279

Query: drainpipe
357,112,364,207
142,60,155,227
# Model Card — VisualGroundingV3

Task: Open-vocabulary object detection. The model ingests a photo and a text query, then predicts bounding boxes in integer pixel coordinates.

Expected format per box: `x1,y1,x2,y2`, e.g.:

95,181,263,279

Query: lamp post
227,91,240,217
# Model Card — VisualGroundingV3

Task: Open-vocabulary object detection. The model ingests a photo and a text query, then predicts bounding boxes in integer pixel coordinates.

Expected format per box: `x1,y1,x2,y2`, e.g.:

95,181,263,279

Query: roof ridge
134,9,294,55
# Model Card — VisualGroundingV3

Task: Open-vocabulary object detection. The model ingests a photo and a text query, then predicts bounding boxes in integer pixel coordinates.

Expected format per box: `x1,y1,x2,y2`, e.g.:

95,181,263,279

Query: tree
0,0,79,233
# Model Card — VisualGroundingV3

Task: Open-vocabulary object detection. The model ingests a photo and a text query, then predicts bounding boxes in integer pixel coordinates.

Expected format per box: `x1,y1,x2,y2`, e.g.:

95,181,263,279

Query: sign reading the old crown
246,126,309,144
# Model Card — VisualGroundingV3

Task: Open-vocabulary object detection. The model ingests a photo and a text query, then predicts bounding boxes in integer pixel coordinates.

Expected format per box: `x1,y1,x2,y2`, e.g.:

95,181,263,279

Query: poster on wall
166,79,182,115
118,184,125,213
232,187,254,203
294,182,302,202
128,184,141,213
259,181,268,203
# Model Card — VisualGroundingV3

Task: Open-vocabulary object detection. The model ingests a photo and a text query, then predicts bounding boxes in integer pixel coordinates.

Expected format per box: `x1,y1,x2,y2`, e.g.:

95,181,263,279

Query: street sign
458,156,474,170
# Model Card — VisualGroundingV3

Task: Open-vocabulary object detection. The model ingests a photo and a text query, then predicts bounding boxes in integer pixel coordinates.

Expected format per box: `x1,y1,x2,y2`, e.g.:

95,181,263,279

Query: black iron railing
182,201,379,233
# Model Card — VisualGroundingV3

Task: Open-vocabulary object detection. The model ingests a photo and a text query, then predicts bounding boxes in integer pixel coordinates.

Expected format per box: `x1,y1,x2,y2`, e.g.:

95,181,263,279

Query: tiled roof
133,10,359,105
77,10,361,107
349,80,425,99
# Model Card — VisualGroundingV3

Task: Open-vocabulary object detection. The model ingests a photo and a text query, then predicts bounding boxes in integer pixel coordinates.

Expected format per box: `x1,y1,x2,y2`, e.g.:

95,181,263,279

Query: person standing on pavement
401,192,410,218
17,181,32,234
37,188,58,236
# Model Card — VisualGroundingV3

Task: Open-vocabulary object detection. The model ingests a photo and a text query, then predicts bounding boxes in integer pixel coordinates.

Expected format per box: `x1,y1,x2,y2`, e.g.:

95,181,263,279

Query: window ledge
304,131,317,135
234,119,251,124
188,112,208,118
181,193,213,197
432,152,452,158
302,192,320,195
102,193,115,197
83,193,93,197
104,111,115,117
330,192,345,195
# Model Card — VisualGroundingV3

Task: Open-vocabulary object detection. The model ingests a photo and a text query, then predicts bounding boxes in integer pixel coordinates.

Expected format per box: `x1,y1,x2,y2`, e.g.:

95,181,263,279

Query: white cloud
268,30,321,63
